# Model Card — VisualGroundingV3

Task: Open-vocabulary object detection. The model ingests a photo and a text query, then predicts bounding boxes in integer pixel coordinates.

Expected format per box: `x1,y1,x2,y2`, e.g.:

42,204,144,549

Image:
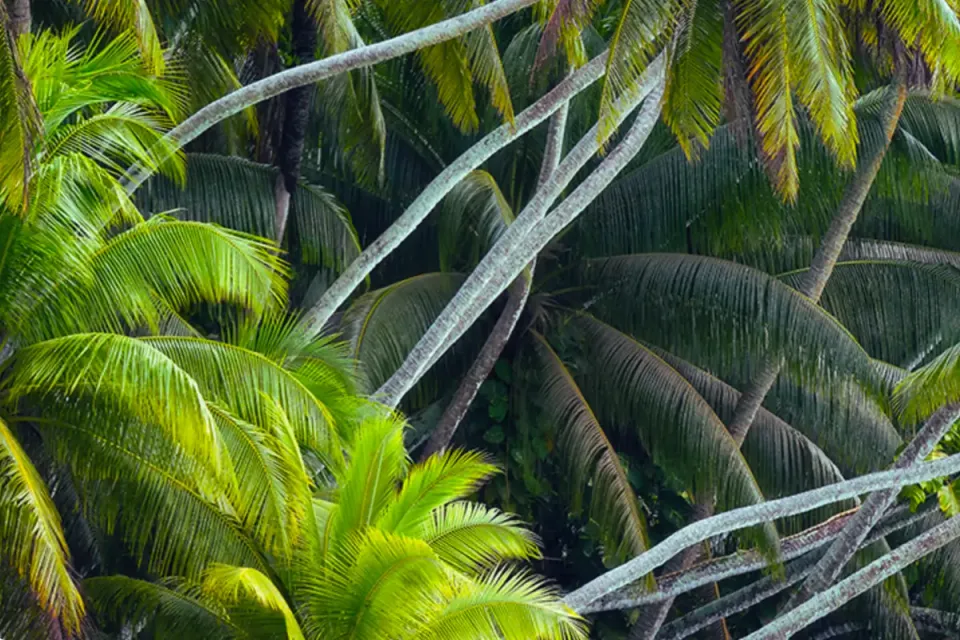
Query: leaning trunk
8,0,28,38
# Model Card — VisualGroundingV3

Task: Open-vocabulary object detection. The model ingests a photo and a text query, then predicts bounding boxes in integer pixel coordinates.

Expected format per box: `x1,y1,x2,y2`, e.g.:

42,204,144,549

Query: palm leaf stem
420,101,569,459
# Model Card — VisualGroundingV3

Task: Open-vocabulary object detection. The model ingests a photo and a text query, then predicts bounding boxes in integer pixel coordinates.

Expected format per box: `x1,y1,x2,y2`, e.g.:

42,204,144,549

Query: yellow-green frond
77,0,166,74
202,565,305,640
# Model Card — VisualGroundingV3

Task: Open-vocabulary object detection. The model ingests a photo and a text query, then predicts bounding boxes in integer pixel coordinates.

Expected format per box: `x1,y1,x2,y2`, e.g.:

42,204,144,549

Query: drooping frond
526,331,653,568
895,342,960,424
376,448,497,536
0,12,38,212
417,568,586,640
139,336,346,472
201,565,305,640
85,575,238,639
533,0,601,69
0,417,83,633
418,501,540,575
780,260,960,370
584,253,877,391
570,316,777,547
78,0,166,73
437,170,513,273
6,333,219,464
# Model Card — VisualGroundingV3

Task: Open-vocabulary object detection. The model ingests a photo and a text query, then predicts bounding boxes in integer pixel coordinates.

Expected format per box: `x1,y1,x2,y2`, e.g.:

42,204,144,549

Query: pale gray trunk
784,402,960,609
123,0,541,194
745,512,960,639
299,54,607,338
562,450,960,611
375,56,667,407
420,102,569,459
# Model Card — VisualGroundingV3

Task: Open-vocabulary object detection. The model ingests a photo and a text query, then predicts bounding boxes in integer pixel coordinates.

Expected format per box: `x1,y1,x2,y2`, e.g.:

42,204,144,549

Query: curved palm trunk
299,55,606,338
420,103,569,459
561,449,960,611
746,512,960,639
123,0,540,194
274,0,317,243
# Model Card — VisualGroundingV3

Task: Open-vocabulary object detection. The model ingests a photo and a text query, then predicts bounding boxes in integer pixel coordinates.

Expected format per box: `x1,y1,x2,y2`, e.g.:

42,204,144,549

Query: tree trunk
562,450,960,611
375,55,666,407
8,0,29,38
783,402,960,609
274,0,317,243
420,102,569,459
124,0,541,194
299,53,607,339
745,513,960,639
912,607,960,635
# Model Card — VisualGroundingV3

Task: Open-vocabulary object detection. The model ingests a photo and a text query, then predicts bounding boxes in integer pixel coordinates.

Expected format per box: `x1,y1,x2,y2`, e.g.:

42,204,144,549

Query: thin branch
744,513,960,639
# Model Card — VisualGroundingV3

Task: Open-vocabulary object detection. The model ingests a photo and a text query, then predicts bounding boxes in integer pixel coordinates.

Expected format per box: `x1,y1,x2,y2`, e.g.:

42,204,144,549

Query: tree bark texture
745,513,960,639
562,451,960,611
375,56,666,407
299,53,607,338
8,0,28,38
420,101,570,460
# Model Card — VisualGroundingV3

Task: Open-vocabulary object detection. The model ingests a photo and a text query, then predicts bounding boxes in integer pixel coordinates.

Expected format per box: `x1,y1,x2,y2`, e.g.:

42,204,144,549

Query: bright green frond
0,16,38,212
438,170,513,272
418,568,586,640
78,0,166,74
6,333,220,465
0,418,83,633
202,565,305,640
527,331,653,569
895,342,960,423
85,575,238,639
418,501,540,575
377,449,497,536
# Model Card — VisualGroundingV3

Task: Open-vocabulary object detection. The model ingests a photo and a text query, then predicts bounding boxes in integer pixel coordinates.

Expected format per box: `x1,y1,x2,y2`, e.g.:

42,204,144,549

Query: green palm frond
418,568,586,640
526,331,653,569
584,253,876,390
437,170,513,272
0,417,83,634
85,575,239,639
533,0,602,69
77,0,165,73
0,12,39,212
376,448,497,536
571,315,778,553
139,336,347,472
895,341,960,423
780,260,960,370
418,501,540,575
6,333,220,464
201,565,305,640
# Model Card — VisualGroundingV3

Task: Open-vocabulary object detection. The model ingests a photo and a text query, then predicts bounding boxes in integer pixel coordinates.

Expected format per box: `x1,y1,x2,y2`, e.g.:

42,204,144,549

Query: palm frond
376,448,497,536
0,417,83,633
437,170,513,272
0,13,38,212
78,0,166,73
418,501,540,575
533,0,601,70
85,575,238,639
526,331,653,568
895,342,960,423
201,565,305,640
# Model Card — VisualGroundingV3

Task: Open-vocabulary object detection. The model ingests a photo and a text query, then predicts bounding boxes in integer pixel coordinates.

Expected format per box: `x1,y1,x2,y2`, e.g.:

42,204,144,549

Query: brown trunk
8,0,29,38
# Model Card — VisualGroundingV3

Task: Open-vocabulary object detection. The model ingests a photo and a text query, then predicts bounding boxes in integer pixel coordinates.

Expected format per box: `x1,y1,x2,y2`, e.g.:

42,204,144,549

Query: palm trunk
123,0,540,194
746,513,960,639
562,449,960,611
783,402,960,609
375,56,666,407
299,54,607,339
912,607,960,634
420,103,569,459
274,0,317,243
9,0,29,38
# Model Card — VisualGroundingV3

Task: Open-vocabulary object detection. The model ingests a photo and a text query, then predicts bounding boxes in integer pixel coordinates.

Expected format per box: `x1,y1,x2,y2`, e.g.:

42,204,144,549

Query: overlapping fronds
77,0,165,73
526,331,652,568
584,253,876,390
201,565,305,640
0,11,38,212
437,170,513,272
781,260,960,370
85,575,238,639
0,418,83,633
376,448,497,535
5,333,219,464
139,336,346,471
533,0,602,69
571,316,775,530
418,501,540,574
895,342,960,423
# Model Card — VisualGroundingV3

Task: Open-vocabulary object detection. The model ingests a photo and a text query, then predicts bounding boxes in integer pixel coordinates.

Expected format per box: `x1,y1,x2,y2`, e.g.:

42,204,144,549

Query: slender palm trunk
912,607,960,634
299,54,607,338
9,0,29,38
746,512,960,639
420,103,569,459
562,450,960,611
375,56,666,407
123,0,540,194
274,0,317,243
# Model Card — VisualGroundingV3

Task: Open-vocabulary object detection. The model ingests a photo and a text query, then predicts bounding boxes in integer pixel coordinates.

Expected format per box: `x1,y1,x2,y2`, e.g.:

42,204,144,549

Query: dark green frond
437,170,513,272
